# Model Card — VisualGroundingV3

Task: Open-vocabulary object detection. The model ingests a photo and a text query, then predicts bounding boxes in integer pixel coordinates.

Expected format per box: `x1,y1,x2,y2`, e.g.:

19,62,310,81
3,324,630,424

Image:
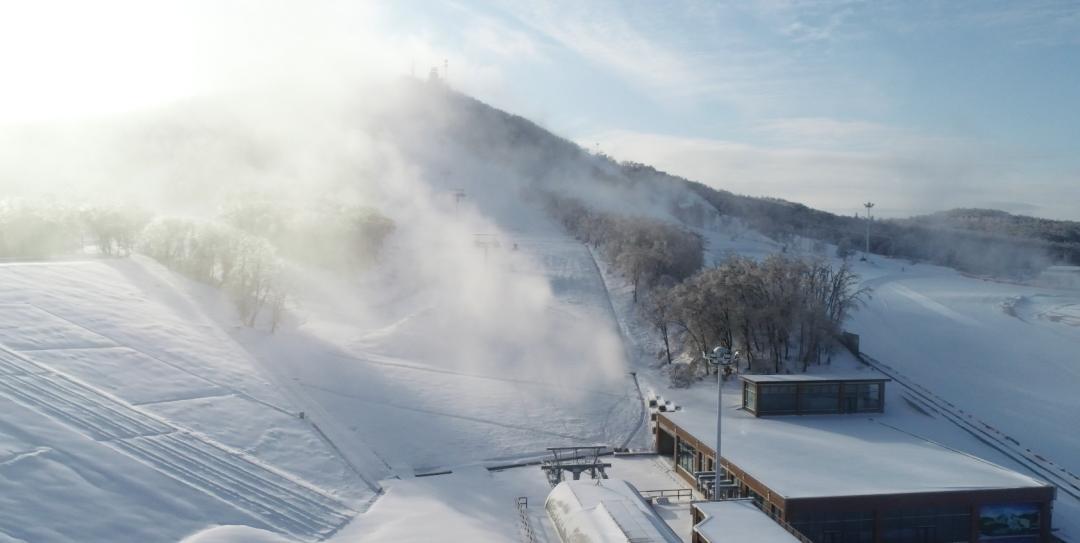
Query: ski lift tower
474,233,500,263
703,346,735,501
541,446,611,487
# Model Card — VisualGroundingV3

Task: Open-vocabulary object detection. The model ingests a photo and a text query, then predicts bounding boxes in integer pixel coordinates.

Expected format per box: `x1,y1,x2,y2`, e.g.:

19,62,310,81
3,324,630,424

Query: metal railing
516,496,538,543
638,488,693,503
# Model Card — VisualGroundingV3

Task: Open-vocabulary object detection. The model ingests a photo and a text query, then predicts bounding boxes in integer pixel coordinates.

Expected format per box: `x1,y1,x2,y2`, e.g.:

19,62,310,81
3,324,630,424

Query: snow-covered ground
3,184,1079,541
0,212,644,541
0,260,377,542
850,258,1080,477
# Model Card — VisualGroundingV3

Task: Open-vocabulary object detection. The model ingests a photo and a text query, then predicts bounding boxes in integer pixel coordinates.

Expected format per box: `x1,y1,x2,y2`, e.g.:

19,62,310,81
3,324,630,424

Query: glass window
676,440,696,474
744,382,757,411
758,384,797,413
791,510,874,543
800,383,840,413
858,383,882,411
883,506,972,543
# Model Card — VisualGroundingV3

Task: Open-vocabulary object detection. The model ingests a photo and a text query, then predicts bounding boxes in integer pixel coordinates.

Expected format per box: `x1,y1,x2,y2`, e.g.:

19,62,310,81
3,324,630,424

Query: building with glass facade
741,374,888,416
654,387,1056,543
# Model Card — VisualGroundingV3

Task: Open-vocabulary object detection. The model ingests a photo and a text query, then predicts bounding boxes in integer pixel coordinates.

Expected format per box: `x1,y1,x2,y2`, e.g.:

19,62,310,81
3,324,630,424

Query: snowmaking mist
0,3,658,471
0,70,636,456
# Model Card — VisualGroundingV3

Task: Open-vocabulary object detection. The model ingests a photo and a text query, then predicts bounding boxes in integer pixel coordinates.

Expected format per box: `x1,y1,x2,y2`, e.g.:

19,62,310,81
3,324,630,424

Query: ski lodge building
656,374,1056,543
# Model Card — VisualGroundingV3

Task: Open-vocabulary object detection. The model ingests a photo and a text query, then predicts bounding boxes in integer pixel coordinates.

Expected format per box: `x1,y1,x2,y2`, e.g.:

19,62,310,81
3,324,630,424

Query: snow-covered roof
693,500,800,543
740,372,889,384
662,408,1049,500
545,479,682,543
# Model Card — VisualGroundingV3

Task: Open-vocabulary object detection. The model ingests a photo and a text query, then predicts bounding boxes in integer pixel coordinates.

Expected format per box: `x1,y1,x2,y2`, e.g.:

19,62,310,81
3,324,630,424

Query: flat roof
740,372,890,384
694,500,800,542
662,408,1048,500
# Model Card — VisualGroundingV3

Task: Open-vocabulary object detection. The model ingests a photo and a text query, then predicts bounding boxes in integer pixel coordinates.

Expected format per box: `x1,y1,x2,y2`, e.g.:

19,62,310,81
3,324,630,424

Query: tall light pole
863,201,875,257
704,346,734,500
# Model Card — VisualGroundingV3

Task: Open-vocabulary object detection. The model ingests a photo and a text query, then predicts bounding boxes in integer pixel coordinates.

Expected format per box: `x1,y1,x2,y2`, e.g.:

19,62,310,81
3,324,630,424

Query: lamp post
863,201,875,258
703,346,734,500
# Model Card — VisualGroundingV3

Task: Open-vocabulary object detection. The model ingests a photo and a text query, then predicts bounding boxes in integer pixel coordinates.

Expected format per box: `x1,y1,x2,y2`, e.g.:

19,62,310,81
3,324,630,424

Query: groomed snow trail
0,346,356,541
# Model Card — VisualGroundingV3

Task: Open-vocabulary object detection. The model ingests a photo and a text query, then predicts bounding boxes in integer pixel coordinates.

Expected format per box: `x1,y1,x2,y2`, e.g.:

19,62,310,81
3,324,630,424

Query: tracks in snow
0,346,356,541
861,353,1080,501
582,243,649,450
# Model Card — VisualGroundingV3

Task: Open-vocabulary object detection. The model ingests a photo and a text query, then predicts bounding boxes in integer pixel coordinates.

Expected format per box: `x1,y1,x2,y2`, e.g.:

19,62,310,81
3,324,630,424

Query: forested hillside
663,172,1076,278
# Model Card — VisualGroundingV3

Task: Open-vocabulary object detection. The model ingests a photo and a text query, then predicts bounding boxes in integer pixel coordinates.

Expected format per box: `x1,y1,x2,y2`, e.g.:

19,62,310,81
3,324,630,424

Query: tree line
0,200,150,258
539,192,868,385
648,255,867,379
140,218,288,330
542,192,704,301
673,177,1075,278
219,199,395,274
0,198,395,333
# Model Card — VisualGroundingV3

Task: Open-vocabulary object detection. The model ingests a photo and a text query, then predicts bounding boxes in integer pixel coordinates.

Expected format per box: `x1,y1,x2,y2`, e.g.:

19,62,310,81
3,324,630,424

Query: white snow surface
0,259,375,542
545,479,682,543
0,207,643,541
181,526,294,543
664,401,1048,498
694,500,800,542
3,181,1080,541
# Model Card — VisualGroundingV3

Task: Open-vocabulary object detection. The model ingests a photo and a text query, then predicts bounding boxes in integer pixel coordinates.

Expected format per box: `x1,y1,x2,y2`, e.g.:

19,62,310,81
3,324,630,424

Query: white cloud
482,0,809,110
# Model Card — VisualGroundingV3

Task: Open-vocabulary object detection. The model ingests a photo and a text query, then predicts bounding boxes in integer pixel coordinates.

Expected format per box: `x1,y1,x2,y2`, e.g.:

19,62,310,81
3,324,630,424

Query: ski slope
243,232,642,475
0,260,377,542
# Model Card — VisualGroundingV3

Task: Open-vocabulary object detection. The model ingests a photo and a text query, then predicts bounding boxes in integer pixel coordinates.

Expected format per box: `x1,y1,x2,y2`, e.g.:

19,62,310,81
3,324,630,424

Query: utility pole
863,201,875,257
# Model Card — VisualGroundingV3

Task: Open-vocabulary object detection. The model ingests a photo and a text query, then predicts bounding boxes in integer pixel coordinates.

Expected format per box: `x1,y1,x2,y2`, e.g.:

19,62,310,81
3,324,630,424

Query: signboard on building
979,503,1041,541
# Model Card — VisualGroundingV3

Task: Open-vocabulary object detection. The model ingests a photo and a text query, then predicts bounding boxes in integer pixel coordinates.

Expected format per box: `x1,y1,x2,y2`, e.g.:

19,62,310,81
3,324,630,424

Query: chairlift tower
474,233,499,263
453,188,466,211
540,446,612,487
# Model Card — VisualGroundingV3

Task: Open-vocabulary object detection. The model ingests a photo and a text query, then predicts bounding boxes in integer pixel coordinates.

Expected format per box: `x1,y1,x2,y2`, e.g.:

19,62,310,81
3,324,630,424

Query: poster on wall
979,503,1040,541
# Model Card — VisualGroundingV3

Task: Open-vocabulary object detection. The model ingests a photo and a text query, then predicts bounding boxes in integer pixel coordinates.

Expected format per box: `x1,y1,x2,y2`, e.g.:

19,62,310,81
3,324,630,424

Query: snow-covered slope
850,260,1080,474
0,259,378,542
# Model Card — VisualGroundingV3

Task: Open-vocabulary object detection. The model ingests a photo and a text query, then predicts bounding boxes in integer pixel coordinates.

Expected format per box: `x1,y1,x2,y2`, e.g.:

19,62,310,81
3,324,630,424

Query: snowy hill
3,79,1079,541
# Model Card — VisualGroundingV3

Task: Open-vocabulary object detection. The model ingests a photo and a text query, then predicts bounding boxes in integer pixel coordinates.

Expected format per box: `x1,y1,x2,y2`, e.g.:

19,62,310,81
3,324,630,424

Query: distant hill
391,82,1079,278
903,208,1080,245
678,174,1080,277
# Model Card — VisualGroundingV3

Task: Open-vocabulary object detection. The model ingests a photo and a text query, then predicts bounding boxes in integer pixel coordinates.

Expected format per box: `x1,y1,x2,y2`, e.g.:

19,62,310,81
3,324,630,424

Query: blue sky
379,0,1080,220
1,1,1077,219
